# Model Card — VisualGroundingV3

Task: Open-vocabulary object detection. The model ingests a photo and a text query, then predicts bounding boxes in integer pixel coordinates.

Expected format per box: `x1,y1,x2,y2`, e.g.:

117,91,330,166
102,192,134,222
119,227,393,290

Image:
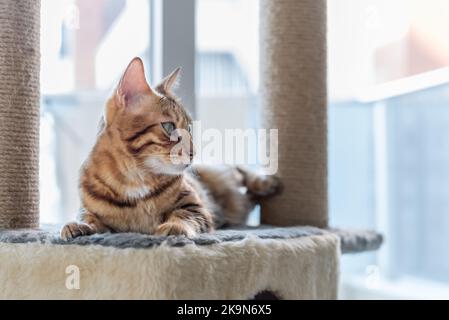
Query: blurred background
40,0,449,299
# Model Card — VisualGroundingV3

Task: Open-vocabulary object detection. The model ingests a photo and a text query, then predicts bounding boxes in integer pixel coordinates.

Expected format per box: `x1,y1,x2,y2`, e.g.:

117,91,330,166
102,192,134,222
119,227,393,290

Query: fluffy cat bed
0,226,381,299
0,225,382,254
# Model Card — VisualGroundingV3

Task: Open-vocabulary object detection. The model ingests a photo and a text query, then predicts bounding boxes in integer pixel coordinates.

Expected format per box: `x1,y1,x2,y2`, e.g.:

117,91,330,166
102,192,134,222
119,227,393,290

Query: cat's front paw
155,222,197,238
60,222,94,241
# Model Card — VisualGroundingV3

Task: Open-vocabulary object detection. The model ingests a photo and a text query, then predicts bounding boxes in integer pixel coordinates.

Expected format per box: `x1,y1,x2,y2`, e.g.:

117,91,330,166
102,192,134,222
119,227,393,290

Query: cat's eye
161,122,176,135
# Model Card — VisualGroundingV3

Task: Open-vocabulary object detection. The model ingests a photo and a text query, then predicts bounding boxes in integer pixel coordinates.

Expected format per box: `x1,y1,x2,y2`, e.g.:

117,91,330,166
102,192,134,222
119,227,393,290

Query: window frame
150,0,196,117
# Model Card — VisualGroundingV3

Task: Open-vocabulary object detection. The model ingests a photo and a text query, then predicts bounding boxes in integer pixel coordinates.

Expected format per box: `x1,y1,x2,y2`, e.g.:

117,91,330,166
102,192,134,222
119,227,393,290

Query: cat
60,57,280,240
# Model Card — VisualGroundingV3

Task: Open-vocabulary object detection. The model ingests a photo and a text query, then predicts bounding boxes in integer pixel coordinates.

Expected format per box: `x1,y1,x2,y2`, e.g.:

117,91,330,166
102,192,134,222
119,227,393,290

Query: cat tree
260,0,328,228
0,0,381,299
0,0,40,230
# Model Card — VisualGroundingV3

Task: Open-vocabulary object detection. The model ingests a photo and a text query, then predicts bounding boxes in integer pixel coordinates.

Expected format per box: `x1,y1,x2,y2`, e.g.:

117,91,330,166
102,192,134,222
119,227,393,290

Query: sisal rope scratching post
0,1,40,229
260,0,328,228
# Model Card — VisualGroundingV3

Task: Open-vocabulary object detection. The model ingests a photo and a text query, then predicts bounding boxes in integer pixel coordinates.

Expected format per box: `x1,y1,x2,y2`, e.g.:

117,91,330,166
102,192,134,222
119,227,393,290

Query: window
40,0,150,223
329,0,449,297
195,0,260,138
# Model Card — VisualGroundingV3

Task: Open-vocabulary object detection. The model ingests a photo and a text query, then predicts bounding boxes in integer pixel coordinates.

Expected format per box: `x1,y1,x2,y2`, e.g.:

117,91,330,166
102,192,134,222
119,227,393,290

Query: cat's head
102,57,194,175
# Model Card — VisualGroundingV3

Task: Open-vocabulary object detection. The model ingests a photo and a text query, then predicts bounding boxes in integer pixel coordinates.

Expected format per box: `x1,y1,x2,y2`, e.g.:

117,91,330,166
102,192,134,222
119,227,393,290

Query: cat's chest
82,176,193,233
103,197,172,233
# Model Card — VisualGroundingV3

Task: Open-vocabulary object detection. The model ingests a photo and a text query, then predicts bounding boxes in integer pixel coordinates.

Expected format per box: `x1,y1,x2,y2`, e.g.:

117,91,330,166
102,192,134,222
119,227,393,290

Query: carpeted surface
0,225,382,254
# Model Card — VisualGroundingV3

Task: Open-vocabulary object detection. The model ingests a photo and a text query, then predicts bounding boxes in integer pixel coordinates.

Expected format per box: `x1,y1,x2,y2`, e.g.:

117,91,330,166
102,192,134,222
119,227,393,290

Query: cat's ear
115,57,154,107
155,67,181,95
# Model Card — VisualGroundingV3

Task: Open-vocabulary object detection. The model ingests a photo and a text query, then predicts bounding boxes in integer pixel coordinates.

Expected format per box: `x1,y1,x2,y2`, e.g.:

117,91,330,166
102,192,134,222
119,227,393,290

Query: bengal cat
60,57,280,240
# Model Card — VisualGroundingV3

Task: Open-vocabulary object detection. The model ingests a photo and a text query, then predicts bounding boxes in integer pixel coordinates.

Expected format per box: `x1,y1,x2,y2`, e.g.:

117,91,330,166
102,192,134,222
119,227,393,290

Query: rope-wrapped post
0,1,40,229
260,0,328,228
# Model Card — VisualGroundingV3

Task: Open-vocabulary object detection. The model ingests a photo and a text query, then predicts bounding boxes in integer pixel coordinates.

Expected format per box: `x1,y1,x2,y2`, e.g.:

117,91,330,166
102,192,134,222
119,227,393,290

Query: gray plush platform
0,225,382,254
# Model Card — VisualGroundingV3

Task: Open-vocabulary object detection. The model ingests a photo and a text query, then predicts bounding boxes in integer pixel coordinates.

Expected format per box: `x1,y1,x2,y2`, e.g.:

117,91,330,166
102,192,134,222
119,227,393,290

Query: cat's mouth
169,151,194,166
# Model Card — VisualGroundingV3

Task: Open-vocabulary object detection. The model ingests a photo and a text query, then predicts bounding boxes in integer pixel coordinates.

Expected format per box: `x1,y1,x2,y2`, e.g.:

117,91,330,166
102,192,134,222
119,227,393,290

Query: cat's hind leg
191,164,281,227
236,165,282,198
191,164,255,226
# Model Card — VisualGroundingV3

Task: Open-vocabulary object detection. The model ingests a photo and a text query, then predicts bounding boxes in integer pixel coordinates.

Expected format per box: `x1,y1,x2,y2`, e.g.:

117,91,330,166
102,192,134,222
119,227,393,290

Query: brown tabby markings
60,58,281,240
